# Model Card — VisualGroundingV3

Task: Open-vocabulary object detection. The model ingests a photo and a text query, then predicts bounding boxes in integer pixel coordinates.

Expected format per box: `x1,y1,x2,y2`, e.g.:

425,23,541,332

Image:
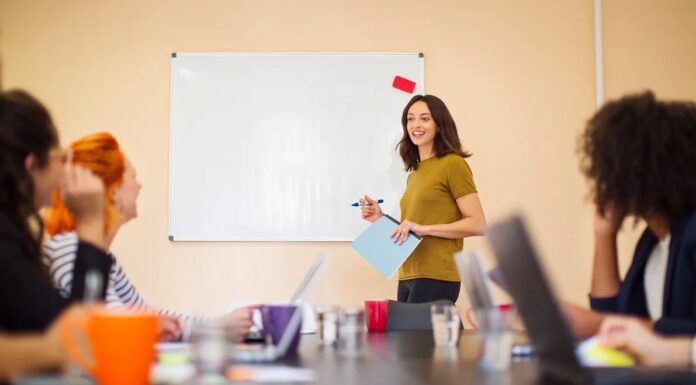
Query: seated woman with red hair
42,132,252,342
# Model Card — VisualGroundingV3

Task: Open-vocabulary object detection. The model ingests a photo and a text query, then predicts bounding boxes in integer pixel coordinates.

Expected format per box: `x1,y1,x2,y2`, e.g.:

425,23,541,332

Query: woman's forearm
0,334,63,379
421,216,485,239
590,232,621,298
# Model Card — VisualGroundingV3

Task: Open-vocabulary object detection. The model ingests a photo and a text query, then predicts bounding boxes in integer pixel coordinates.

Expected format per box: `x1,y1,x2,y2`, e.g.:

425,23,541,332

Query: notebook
351,214,422,278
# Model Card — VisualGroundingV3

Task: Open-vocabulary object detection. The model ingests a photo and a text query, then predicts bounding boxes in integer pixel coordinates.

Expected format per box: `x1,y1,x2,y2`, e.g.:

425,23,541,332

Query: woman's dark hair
397,94,471,171
580,90,696,222
0,89,59,266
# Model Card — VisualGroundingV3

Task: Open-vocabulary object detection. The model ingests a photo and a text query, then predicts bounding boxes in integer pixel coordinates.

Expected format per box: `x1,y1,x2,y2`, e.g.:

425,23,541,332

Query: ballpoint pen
351,199,384,207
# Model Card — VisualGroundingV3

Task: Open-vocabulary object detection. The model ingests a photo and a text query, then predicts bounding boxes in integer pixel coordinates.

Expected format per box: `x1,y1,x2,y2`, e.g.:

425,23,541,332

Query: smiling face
406,101,438,151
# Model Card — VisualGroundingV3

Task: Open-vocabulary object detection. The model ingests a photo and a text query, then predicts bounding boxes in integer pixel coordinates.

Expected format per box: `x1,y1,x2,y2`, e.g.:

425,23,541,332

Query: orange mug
59,307,158,385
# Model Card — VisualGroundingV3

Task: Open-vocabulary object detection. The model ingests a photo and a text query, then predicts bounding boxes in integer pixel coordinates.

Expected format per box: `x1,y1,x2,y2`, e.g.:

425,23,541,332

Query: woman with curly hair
566,91,696,338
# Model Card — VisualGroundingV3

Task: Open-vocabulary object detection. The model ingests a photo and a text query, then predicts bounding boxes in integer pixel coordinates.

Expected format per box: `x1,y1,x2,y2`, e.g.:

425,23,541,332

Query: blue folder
351,214,422,278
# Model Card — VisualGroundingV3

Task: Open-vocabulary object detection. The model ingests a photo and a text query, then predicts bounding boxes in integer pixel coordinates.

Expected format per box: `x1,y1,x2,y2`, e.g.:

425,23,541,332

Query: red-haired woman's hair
43,132,125,236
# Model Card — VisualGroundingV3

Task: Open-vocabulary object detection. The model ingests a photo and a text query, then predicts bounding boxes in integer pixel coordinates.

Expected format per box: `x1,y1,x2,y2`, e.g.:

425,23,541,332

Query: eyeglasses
48,148,71,164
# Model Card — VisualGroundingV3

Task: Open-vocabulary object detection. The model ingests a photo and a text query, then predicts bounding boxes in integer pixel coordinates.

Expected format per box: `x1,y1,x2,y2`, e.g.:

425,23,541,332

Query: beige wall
603,0,696,283
0,0,693,316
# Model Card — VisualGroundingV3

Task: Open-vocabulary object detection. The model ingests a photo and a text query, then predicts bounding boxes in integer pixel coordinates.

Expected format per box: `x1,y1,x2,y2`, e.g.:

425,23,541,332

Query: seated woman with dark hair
0,90,111,333
565,91,696,337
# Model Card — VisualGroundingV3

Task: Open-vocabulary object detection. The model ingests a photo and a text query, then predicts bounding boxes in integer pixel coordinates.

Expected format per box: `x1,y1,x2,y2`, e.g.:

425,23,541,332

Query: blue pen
351,199,384,207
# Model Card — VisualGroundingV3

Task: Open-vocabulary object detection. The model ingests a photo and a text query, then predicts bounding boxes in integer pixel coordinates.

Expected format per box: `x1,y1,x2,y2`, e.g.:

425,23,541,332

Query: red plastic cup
364,300,389,332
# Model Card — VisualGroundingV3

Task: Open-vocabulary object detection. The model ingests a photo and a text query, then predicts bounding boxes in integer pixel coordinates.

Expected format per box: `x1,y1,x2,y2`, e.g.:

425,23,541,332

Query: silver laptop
231,254,327,362
455,250,498,327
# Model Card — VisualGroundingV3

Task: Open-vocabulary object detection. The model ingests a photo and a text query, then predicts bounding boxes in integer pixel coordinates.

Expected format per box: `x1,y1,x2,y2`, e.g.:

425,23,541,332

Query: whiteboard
169,53,424,241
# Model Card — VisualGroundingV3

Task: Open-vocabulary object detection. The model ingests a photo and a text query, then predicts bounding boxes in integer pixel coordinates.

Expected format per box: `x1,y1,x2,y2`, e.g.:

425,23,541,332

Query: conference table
15,330,542,385
287,331,696,385
281,330,539,385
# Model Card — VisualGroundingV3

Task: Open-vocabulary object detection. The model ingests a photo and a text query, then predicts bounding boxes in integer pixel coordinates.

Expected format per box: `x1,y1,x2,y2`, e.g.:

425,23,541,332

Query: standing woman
360,95,486,303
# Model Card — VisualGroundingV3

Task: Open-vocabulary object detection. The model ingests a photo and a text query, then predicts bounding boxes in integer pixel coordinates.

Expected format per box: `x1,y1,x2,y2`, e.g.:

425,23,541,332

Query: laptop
231,254,328,362
455,250,498,326
487,215,696,385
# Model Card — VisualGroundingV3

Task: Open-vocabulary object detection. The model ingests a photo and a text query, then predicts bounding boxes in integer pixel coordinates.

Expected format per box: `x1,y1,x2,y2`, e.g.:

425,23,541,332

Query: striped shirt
42,231,205,338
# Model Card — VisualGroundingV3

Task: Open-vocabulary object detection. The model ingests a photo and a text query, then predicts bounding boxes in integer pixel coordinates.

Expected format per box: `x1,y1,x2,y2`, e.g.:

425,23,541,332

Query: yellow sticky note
585,343,636,367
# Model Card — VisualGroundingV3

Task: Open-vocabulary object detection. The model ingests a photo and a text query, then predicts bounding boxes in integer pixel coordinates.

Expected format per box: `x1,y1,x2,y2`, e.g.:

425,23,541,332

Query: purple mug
260,304,302,356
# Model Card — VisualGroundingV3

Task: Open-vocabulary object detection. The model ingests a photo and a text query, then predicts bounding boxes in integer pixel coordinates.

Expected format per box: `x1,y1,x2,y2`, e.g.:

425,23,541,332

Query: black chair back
385,299,457,331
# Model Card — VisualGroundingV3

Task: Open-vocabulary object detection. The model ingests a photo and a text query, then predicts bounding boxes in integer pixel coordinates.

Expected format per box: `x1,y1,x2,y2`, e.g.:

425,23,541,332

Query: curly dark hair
580,91,696,222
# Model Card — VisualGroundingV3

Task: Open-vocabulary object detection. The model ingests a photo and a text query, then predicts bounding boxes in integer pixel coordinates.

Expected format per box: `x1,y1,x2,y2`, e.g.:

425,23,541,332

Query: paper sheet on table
229,365,317,382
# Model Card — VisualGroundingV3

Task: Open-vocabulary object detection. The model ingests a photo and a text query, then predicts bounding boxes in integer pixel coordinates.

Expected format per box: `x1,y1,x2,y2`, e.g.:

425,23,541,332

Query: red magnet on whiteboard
392,75,416,93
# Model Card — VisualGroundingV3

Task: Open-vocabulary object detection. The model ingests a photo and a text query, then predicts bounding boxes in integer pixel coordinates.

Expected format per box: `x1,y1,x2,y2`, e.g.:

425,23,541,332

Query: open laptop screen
455,250,497,325
488,216,591,384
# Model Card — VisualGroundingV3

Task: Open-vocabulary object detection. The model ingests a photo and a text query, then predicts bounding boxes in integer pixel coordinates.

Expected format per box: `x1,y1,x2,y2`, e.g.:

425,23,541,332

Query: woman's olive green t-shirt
398,153,477,282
